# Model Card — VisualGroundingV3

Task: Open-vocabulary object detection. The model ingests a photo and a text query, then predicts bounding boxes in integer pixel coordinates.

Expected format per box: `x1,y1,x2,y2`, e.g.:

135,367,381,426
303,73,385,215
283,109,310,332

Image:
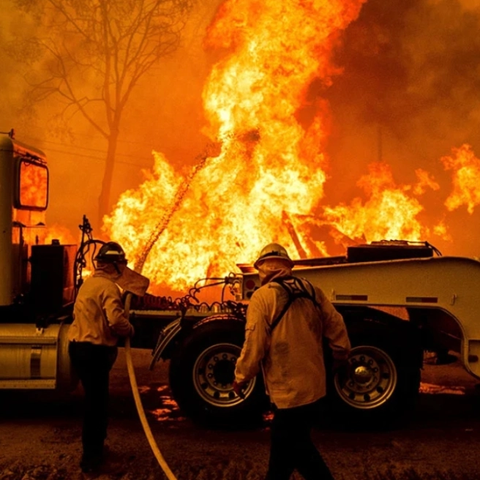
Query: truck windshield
16,158,49,210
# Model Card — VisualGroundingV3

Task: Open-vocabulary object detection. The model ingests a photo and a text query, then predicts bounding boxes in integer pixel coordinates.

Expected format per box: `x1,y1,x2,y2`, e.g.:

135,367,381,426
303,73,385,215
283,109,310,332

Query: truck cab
0,131,76,391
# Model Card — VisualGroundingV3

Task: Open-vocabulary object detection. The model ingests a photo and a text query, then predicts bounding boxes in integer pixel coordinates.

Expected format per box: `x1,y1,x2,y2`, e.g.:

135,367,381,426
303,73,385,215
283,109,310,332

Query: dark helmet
94,241,127,264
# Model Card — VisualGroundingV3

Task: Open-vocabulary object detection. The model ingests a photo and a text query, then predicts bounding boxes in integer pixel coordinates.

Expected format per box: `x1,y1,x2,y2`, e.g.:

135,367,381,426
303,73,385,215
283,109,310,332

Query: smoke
329,0,480,156
334,0,480,132
321,0,480,256
0,0,221,239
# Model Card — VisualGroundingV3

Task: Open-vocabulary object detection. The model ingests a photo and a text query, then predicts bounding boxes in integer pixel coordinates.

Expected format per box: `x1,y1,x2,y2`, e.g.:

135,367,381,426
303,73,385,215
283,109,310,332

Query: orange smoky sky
2,0,480,294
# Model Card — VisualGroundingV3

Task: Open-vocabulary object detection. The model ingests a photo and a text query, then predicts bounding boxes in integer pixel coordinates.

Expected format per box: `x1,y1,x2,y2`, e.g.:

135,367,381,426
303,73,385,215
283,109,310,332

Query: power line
45,147,153,167
20,122,166,149
33,138,153,160
20,134,155,166
41,139,136,155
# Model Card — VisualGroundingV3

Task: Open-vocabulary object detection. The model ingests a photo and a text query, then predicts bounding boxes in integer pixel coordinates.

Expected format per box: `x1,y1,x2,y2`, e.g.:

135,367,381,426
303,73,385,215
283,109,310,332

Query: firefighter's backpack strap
269,276,319,332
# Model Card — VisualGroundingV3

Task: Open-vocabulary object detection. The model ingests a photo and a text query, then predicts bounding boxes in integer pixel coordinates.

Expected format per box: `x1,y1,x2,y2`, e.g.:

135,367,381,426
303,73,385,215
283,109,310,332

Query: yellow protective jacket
68,271,134,346
234,277,351,409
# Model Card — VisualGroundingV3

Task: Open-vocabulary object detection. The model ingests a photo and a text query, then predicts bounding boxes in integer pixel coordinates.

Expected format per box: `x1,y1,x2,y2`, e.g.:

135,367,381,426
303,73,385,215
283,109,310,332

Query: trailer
140,241,480,428
2,131,479,429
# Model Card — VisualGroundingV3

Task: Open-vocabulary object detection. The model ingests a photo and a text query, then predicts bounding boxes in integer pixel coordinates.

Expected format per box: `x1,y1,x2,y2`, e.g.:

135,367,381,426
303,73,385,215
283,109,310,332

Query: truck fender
337,306,423,369
149,317,182,369
149,313,245,369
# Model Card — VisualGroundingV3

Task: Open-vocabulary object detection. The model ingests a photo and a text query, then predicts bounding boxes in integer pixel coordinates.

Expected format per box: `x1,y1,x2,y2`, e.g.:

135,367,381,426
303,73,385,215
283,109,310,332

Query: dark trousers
266,399,335,480
69,342,118,460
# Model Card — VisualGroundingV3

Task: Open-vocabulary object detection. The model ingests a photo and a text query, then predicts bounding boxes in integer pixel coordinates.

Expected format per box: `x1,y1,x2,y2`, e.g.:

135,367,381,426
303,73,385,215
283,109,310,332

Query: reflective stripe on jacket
234,278,351,409
68,272,134,346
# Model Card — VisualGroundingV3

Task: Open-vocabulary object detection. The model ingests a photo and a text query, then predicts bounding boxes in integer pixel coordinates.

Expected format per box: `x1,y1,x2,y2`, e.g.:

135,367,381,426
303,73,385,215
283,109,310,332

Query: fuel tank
0,322,77,391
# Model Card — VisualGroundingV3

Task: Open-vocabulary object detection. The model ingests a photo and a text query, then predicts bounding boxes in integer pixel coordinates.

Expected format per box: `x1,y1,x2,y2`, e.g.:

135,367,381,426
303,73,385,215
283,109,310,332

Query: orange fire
19,161,48,209
102,0,478,294
103,0,366,292
19,224,78,249
322,162,441,243
442,144,480,214
41,224,77,246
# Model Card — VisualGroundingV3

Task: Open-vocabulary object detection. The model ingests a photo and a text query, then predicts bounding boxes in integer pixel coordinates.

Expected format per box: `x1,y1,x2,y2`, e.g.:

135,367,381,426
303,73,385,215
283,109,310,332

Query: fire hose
124,293,178,480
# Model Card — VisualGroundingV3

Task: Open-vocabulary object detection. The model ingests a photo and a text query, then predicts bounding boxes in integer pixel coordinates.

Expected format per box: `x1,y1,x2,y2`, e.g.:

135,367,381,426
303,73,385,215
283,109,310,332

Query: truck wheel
169,319,267,426
330,324,421,429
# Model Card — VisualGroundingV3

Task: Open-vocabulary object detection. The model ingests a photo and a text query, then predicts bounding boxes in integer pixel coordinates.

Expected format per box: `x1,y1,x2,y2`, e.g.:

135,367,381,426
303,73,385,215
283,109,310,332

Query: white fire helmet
254,243,294,270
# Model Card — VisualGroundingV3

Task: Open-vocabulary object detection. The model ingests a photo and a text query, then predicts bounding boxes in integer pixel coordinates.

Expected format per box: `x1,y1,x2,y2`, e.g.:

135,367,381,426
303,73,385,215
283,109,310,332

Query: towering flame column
104,0,366,292
199,0,367,254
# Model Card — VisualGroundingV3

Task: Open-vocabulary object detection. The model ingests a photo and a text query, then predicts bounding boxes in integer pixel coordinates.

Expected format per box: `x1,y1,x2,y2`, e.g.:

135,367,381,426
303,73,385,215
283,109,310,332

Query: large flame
103,0,480,294
104,0,366,292
442,144,480,214
322,163,441,242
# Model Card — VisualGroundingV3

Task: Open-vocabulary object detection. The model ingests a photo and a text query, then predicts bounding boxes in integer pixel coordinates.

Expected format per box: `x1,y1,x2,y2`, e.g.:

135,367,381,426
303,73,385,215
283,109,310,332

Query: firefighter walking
68,242,135,473
233,243,351,480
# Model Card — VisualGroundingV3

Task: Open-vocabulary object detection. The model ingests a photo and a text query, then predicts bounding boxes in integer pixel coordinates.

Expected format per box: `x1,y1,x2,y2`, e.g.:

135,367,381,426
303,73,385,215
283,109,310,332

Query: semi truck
1,131,479,429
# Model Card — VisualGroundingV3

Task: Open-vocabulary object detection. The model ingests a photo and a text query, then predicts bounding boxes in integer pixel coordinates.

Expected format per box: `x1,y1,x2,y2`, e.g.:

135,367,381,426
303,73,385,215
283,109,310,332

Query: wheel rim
192,343,255,408
334,345,398,410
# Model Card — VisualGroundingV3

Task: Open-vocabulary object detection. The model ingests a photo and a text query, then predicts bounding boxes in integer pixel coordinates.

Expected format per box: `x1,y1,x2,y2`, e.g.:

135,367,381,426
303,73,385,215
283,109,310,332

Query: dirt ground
1,349,480,480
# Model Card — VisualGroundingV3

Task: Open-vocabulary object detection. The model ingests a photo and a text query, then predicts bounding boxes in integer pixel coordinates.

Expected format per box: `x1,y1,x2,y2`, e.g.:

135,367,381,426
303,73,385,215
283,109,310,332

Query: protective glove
232,380,248,399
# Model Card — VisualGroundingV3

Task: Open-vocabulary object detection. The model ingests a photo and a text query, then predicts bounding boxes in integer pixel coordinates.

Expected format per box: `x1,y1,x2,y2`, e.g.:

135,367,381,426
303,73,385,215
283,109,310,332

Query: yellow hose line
124,294,178,480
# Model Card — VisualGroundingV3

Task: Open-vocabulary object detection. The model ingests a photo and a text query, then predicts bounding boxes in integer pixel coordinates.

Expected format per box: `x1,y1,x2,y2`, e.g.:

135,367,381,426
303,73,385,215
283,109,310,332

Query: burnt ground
0,349,480,480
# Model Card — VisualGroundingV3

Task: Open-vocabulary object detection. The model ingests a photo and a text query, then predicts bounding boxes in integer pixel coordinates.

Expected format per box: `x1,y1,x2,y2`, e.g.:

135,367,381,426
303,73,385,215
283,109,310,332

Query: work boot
80,455,102,473
80,446,105,473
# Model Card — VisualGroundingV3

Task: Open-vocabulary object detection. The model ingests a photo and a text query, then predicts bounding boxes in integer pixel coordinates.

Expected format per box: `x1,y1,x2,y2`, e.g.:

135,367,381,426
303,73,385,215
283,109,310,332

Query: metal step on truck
1,130,479,429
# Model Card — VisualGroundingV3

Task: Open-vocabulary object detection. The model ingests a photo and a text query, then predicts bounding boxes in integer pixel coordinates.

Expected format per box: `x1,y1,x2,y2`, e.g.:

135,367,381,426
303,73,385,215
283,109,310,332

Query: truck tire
169,319,267,427
329,321,421,429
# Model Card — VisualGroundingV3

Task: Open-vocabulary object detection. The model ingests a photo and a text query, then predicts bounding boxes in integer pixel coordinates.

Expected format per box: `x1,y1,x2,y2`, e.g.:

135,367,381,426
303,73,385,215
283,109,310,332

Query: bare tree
13,0,193,226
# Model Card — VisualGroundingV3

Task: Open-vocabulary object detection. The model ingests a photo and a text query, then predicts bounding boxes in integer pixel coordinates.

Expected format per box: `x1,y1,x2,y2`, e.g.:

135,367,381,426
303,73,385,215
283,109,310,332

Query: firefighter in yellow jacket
233,243,351,480
68,242,135,473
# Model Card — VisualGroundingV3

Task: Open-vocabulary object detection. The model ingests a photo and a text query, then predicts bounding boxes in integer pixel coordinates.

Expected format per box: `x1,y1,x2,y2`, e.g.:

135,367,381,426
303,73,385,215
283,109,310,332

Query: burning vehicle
1,131,480,429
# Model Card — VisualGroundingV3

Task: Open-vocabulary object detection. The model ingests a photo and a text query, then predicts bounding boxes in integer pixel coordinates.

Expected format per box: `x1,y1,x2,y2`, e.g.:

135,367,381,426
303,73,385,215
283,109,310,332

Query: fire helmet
95,242,127,264
254,243,294,270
